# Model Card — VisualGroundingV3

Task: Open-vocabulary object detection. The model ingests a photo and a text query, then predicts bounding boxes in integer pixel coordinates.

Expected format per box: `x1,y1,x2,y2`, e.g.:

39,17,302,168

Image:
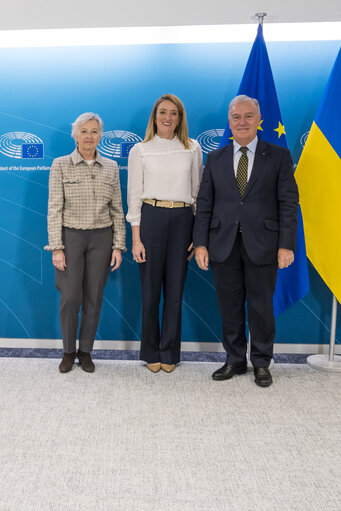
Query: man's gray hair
71,112,104,140
228,95,260,117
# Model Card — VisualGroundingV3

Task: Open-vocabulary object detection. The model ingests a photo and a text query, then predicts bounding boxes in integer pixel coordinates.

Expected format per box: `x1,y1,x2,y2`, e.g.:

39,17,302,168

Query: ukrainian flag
295,47,341,302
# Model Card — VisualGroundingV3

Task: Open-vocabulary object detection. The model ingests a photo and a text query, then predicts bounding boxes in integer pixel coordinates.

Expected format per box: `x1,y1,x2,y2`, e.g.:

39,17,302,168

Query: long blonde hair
144,94,191,150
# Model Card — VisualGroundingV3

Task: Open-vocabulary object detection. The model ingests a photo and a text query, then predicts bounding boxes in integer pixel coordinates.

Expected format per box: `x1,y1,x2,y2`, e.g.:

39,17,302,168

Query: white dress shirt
233,136,258,180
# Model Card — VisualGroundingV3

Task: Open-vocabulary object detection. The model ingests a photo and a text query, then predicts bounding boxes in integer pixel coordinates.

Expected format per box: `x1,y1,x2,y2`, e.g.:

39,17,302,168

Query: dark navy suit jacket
193,139,299,265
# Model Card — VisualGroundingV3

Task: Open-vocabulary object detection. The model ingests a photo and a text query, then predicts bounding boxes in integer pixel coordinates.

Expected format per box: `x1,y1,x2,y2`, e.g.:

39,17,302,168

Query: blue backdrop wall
0,40,340,345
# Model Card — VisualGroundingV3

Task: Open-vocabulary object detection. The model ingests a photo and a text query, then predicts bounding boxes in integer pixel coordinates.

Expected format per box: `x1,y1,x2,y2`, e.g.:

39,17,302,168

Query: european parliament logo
98,130,142,158
197,129,225,154
0,132,44,159
300,131,310,148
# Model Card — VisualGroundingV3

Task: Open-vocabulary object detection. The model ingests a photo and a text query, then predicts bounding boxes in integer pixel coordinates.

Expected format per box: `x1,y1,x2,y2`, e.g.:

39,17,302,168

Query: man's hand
195,246,209,271
278,248,294,269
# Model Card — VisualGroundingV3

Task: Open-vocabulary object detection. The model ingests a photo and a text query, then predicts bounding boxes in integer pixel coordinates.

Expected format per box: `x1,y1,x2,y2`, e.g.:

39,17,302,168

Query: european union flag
22,143,44,159
121,142,136,158
220,24,309,316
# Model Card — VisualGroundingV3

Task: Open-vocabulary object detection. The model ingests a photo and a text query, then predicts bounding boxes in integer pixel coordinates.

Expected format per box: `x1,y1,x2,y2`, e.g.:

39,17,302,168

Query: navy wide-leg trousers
139,203,194,364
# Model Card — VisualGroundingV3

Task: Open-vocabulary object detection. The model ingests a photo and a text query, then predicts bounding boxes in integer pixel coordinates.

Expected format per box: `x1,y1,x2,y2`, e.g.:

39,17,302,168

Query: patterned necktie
236,146,248,196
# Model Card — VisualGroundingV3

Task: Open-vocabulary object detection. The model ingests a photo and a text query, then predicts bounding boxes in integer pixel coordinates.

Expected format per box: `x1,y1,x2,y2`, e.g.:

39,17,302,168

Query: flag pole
246,11,276,372
254,12,267,26
246,10,263,370
245,11,277,373
329,295,338,361
247,331,251,369
307,295,341,372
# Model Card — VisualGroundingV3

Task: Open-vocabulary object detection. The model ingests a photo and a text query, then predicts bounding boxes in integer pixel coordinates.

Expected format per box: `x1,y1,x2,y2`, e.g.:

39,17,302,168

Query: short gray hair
228,95,260,117
71,112,104,140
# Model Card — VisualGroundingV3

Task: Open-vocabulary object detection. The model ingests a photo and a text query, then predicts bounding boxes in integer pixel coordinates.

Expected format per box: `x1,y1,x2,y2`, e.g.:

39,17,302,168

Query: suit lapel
223,143,240,196
243,140,270,198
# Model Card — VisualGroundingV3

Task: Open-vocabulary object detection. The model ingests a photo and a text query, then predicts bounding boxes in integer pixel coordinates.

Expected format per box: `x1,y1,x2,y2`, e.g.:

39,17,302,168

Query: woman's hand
131,225,146,263
132,240,146,263
110,249,122,271
187,242,195,262
52,250,66,271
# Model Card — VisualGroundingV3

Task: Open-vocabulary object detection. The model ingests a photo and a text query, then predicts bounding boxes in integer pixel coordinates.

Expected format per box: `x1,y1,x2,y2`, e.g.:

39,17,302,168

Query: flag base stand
307,354,341,372
307,296,341,372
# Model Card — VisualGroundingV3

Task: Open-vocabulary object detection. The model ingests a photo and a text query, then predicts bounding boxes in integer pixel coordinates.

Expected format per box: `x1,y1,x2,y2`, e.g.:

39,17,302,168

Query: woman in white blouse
127,94,203,373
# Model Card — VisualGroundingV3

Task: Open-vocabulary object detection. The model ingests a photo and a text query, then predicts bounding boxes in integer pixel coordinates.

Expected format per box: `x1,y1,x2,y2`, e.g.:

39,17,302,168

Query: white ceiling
1,0,341,30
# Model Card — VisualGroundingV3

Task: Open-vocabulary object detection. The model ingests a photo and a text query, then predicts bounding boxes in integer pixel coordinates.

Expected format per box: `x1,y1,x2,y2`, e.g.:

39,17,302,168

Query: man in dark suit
193,95,298,387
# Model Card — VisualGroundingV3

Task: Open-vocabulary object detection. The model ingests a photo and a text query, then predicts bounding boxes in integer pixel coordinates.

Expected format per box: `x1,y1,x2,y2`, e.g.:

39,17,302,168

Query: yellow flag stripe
295,121,341,302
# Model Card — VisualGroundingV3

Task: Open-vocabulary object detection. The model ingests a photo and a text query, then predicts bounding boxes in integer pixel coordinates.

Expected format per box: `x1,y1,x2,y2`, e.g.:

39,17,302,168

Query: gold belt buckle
161,200,173,208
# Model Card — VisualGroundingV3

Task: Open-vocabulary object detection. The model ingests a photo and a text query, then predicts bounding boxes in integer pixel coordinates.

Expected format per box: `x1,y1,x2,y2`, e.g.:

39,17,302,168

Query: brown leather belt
143,199,190,208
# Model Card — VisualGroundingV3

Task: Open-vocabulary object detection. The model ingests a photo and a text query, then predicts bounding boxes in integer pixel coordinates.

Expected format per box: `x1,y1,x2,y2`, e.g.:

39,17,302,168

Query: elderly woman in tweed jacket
45,112,126,374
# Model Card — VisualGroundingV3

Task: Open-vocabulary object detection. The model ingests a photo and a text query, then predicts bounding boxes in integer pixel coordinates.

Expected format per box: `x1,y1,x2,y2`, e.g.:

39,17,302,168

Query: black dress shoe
77,351,95,373
254,367,272,387
212,363,247,381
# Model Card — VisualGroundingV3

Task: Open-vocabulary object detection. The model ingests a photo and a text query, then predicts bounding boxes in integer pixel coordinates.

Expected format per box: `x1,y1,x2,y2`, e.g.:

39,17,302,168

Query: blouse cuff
44,244,65,252
112,245,127,252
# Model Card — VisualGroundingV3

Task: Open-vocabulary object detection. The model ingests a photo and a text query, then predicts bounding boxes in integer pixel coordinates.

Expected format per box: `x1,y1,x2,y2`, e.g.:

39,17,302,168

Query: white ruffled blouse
126,135,203,225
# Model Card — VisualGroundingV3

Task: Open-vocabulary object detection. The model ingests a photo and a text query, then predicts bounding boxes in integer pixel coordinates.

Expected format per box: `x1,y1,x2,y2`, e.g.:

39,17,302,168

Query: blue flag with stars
220,24,309,316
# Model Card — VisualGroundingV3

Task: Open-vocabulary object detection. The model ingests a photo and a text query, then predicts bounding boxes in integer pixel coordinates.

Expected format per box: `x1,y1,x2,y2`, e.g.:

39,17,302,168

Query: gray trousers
55,227,112,354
